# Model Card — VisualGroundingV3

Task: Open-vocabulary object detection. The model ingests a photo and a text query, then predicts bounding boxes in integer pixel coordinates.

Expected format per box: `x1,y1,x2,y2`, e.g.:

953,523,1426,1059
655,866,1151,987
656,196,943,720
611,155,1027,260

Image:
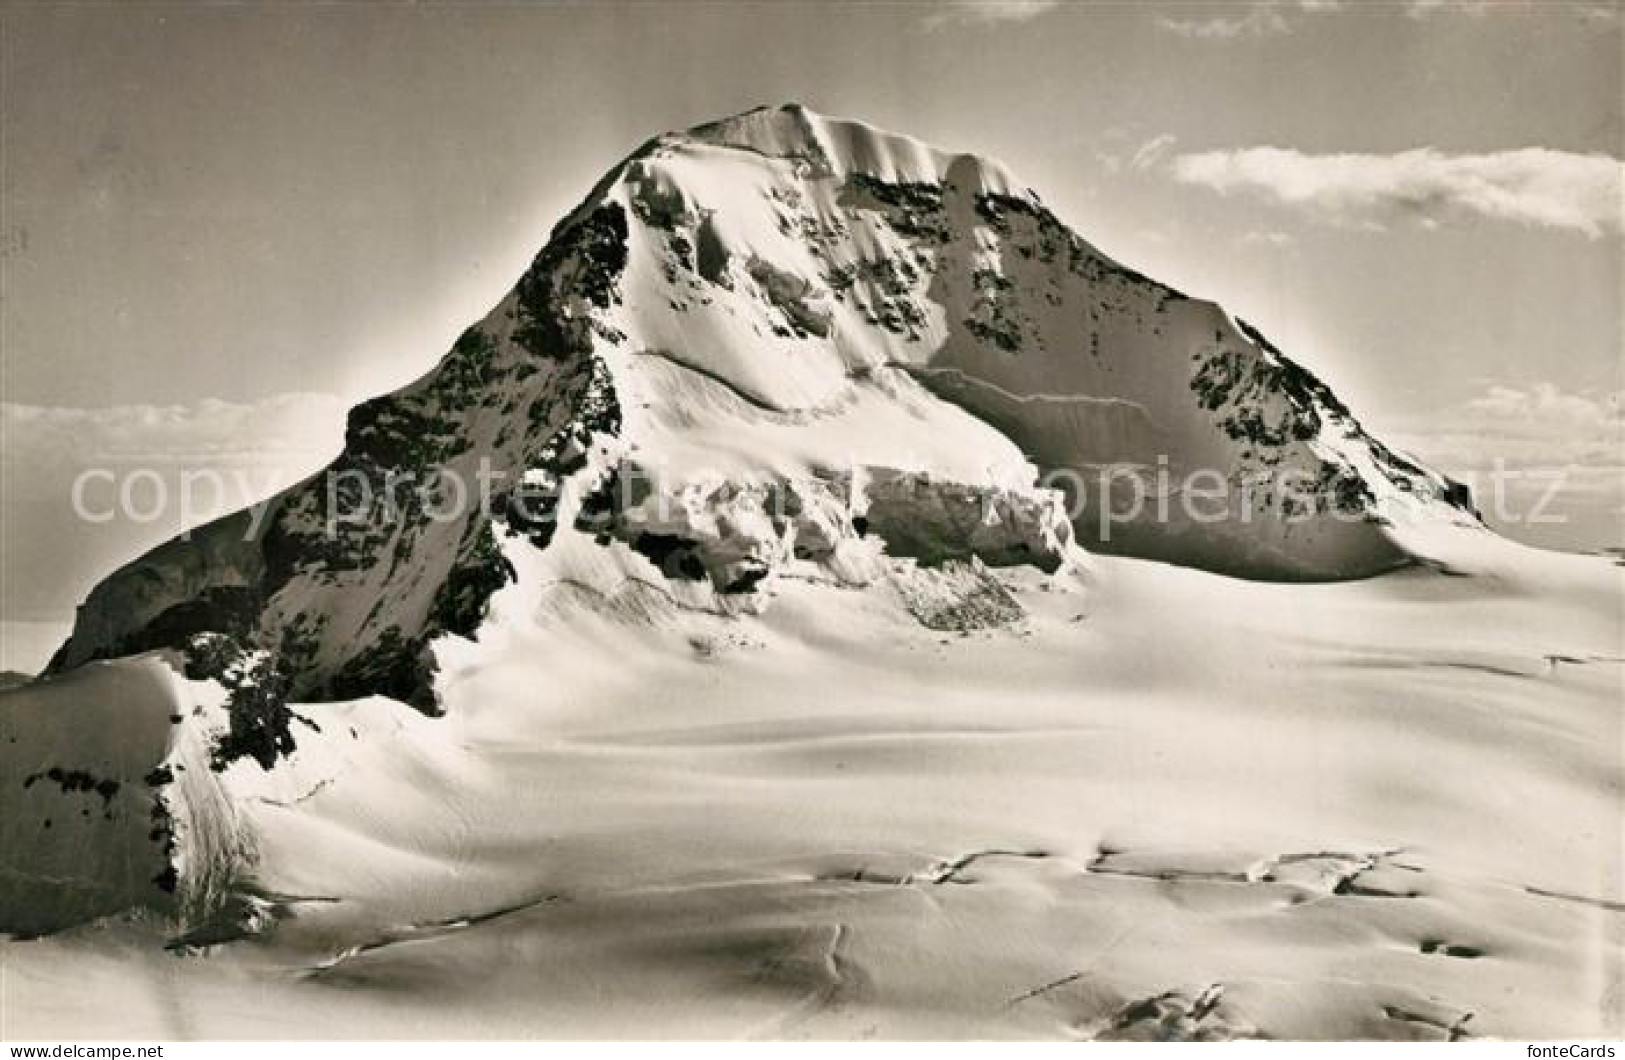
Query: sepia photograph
0,0,1620,1047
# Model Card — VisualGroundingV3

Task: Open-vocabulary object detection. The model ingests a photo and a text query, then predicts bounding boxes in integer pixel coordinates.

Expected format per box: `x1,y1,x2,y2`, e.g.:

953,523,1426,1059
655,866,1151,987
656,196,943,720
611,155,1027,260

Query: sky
1,0,1621,652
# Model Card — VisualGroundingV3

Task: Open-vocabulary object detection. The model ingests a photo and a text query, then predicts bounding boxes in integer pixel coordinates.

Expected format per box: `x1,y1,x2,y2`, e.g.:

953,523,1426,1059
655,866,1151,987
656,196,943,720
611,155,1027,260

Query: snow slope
0,654,251,938
2,529,1620,1039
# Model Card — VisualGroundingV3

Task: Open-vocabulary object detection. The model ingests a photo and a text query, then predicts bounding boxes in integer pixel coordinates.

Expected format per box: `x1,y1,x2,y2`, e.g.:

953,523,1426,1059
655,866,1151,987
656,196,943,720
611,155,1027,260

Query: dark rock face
47,199,634,765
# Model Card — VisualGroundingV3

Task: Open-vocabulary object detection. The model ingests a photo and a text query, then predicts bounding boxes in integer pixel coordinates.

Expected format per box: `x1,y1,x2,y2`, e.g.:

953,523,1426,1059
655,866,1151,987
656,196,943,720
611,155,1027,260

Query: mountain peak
672,102,1029,199
44,103,1478,762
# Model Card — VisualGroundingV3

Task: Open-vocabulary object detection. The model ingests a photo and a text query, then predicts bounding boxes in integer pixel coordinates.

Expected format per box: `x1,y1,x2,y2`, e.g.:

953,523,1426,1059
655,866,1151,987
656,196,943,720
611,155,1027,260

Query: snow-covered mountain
9,107,1615,1041
46,104,1474,713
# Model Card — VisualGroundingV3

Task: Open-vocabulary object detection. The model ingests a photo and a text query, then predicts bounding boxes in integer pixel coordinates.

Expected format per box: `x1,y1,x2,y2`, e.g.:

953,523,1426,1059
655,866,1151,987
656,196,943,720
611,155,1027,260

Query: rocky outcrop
47,203,635,726
577,463,1077,598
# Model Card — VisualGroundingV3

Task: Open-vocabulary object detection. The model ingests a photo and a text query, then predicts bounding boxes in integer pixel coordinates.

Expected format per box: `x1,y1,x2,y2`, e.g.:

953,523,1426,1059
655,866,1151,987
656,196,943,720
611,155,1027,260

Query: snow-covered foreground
3,528,1618,1040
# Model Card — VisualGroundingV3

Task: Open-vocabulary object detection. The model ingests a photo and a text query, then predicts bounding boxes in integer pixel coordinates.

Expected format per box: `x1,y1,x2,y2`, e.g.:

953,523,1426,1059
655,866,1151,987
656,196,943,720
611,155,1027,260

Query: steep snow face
46,103,1474,744
601,104,1478,577
0,655,253,936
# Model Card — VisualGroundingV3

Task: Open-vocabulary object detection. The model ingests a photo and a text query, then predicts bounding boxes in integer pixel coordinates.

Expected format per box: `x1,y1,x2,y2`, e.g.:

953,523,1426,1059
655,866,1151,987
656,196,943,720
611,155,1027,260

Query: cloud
1386,384,1624,548
1,392,346,467
1578,4,1623,21
1408,1,1620,20
1,392,347,618
1157,0,1608,37
921,0,1060,30
1157,4,1291,39
1441,384,1624,471
1405,0,1492,17
1239,230,1297,248
1461,383,1618,423
1155,1,1341,39
1168,146,1624,237
1130,134,1178,171
1094,131,1179,177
